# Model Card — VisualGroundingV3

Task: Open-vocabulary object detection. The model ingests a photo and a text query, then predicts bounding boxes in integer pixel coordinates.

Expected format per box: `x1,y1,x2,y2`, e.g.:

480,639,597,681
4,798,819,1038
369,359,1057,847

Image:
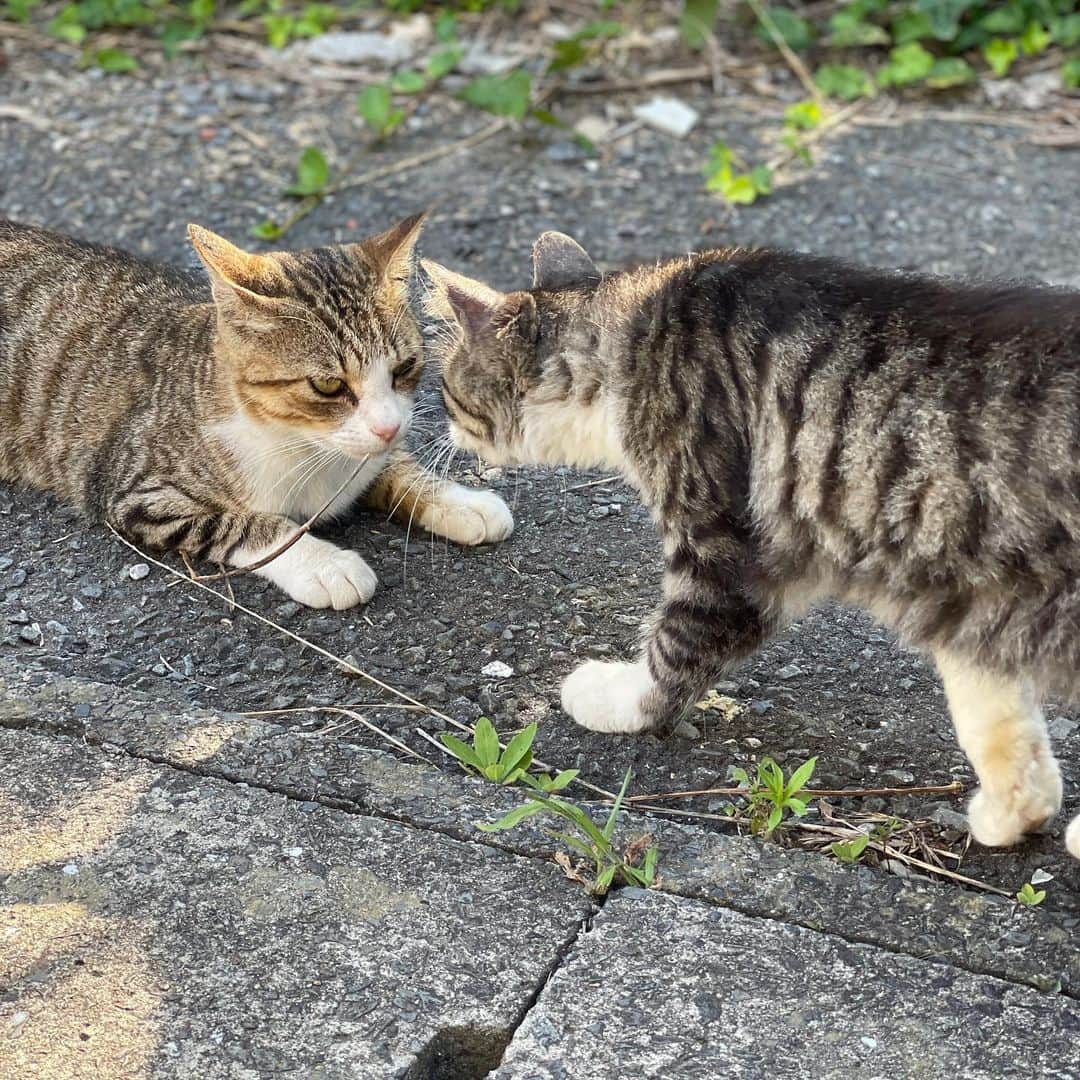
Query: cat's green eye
309,376,345,396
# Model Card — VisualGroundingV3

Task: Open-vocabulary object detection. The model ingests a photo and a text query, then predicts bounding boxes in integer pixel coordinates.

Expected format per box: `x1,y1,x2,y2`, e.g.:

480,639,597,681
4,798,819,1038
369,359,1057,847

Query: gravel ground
2,32,1079,911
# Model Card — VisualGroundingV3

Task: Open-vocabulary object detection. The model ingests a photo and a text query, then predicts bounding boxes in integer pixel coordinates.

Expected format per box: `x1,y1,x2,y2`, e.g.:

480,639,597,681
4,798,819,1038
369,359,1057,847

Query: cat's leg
109,491,376,609
563,553,774,733
365,450,513,546
935,651,1062,847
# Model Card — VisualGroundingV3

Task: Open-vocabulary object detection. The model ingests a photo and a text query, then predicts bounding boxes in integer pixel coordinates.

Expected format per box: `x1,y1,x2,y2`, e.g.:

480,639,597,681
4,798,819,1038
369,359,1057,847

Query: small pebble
775,663,804,680
481,660,514,679
128,563,150,581
673,719,701,740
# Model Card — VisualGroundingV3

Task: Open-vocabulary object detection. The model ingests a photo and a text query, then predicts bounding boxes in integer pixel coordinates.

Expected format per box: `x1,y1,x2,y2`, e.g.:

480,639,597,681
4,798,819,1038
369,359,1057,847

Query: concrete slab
3,657,1075,998
0,728,592,1078
493,889,1080,1080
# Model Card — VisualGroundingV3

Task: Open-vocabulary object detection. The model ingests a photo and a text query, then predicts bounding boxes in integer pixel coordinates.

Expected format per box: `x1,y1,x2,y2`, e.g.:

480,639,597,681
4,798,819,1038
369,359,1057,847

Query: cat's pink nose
371,420,401,444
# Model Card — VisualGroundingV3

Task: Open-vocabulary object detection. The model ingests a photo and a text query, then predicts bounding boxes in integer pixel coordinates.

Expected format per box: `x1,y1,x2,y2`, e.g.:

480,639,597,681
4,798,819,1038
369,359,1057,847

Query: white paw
251,535,377,610
421,484,514,546
967,757,1062,847
561,660,655,734
1066,816,1080,860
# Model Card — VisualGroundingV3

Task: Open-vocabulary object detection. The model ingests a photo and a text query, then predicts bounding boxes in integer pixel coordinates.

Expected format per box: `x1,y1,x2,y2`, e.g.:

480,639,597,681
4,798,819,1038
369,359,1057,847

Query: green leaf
391,69,426,94
472,716,500,769
603,766,634,841
1016,882,1047,906
250,219,283,241
90,47,140,73
498,722,538,778
1020,21,1051,56
594,863,618,895
784,100,824,131
358,83,405,136
749,163,773,195
1050,14,1080,48
642,845,659,884
765,805,784,835
983,37,1018,77
980,7,1025,35
459,70,532,119
294,2,336,38
477,801,547,832
914,0,975,41
925,56,976,87
426,43,462,80
434,10,457,42
680,0,718,49
3,0,39,22
542,769,580,792
827,10,890,47
549,38,589,72
891,9,934,44
815,63,875,101
877,42,936,86
49,5,87,44
263,13,294,49
754,7,815,51
829,833,870,862
1063,57,1080,90
784,796,809,816
440,732,483,771
785,755,817,797
285,145,328,196
730,765,751,787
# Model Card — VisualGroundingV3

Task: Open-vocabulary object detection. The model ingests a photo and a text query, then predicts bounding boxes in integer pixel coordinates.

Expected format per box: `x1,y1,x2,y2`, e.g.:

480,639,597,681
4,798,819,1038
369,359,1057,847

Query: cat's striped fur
424,234,1080,859
0,218,512,609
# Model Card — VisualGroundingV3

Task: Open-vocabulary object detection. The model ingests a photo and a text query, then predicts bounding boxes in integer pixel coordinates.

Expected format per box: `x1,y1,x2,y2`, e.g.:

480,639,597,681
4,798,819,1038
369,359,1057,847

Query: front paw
561,660,655,734
256,537,377,610
967,755,1062,847
422,484,514,546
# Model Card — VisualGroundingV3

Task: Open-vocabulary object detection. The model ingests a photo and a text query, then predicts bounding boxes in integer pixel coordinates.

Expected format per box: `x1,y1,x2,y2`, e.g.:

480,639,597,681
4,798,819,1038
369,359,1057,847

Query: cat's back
0,221,210,499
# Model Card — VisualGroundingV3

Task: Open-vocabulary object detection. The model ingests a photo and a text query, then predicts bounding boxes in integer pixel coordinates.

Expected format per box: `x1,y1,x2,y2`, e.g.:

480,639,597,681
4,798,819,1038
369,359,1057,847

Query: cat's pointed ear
363,212,426,283
532,231,600,290
188,224,284,328
421,260,508,337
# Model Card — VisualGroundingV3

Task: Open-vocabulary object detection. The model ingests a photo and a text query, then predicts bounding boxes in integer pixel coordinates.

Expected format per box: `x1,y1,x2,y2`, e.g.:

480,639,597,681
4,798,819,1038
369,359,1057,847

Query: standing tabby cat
0,217,512,608
424,232,1080,860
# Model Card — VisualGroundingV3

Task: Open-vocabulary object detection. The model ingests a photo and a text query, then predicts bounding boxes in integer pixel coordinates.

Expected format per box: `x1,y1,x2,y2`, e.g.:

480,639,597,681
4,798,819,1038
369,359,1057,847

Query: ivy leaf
925,56,975,88
1061,57,1080,89
814,63,875,100
891,9,934,44
459,70,532,119
1050,14,1080,48
48,5,87,44
784,100,824,131
877,41,935,86
263,13,294,49
983,37,1018,78
434,10,457,42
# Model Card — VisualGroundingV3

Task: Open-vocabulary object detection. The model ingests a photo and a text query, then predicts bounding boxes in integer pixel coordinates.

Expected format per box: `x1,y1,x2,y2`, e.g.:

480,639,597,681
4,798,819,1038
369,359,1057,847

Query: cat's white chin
561,659,654,733
419,484,514,545
241,533,377,609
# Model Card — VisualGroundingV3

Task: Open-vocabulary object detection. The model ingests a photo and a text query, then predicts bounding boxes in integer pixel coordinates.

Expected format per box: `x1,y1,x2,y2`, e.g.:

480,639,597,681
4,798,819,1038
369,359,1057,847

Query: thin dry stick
244,703,424,717
106,526,618,800
565,475,622,492
625,780,967,804
313,706,428,762
745,0,824,106
765,97,869,175
187,458,369,583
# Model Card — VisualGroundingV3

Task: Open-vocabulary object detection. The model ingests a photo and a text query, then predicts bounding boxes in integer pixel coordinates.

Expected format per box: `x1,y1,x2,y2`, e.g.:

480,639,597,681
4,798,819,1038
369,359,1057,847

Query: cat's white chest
215,416,387,523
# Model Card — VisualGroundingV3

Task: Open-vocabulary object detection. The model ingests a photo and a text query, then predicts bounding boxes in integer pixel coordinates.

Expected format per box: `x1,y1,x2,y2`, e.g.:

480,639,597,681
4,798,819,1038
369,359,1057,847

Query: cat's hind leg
1067,815,1080,859
936,651,1062,847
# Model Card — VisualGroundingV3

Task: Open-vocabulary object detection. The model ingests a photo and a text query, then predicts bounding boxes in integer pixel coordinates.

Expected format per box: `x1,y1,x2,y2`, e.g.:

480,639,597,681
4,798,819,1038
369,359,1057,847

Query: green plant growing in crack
731,755,817,838
441,719,658,896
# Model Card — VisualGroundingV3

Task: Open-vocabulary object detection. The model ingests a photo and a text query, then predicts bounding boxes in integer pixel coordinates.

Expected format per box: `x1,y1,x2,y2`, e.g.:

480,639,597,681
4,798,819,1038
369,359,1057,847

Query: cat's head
189,214,425,459
422,231,606,466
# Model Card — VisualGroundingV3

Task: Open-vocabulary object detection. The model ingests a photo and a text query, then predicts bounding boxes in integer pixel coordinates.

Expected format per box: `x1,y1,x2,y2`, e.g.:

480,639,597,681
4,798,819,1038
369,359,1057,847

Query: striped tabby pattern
0,217,513,609
424,234,1080,860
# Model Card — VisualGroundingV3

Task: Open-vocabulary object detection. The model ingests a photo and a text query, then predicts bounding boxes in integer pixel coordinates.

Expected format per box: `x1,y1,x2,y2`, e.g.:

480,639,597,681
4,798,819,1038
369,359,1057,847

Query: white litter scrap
632,96,700,138
481,661,515,679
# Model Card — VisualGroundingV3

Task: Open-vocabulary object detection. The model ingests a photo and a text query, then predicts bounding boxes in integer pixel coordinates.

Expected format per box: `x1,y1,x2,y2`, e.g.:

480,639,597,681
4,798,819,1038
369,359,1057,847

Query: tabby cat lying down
0,217,512,609
424,233,1080,860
